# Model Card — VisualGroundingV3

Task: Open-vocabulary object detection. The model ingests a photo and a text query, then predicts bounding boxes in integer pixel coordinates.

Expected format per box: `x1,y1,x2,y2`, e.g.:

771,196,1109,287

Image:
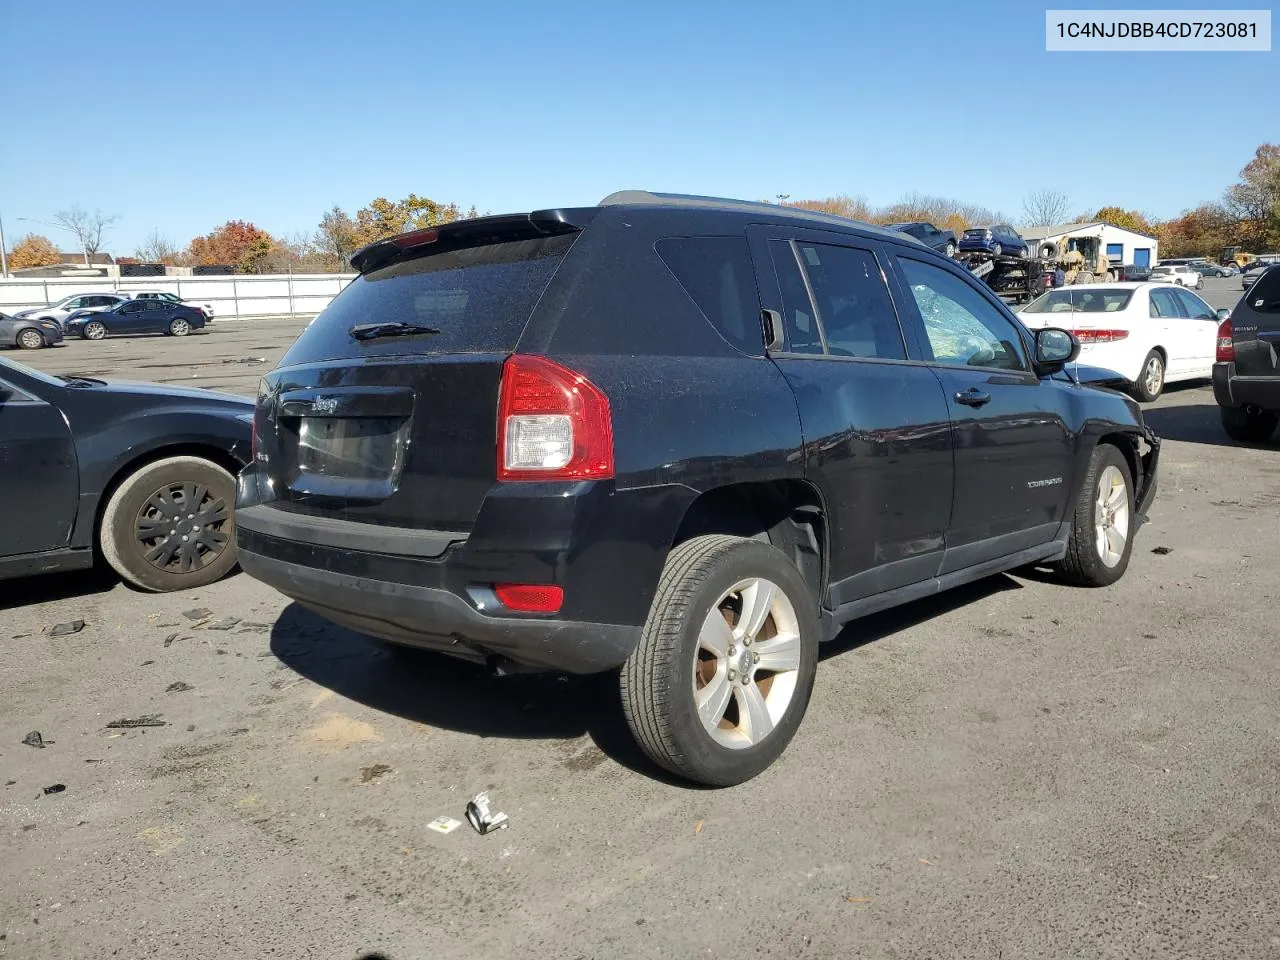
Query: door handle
955,388,991,407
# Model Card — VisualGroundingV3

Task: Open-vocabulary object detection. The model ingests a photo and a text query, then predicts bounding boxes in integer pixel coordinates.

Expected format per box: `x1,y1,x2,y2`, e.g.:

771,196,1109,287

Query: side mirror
1216,308,1231,321
1034,327,1080,373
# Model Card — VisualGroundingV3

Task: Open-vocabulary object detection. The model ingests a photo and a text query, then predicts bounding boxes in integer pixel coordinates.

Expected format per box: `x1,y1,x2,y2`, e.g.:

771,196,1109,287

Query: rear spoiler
350,207,600,274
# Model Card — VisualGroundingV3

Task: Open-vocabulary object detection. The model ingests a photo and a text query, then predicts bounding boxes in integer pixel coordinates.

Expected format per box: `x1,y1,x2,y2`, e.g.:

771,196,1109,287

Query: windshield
0,354,66,388
1022,288,1135,314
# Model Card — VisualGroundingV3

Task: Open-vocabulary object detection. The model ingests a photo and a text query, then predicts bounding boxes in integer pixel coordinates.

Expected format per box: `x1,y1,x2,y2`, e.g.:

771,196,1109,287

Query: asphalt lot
4,276,1279,959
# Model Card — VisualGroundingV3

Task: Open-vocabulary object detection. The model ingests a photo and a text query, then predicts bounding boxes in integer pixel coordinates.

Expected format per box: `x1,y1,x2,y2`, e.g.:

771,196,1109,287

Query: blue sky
2,0,1275,255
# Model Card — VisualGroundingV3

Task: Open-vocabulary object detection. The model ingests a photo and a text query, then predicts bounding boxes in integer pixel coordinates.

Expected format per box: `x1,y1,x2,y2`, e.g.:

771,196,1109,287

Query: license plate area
281,415,409,499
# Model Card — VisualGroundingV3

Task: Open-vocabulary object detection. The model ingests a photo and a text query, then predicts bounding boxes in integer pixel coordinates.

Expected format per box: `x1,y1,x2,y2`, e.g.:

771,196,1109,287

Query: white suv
1148,264,1203,289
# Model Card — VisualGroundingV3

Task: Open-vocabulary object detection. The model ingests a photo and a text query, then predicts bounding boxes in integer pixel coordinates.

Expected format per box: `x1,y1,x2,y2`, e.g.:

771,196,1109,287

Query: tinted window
121,301,148,314
1149,288,1183,318
795,243,905,360
898,258,1029,371
769,241,823,355
1174,289,1215,319
286,235,575,362
1242,268,1280,312
0,377,39,403
64,297,86,309
90,296,118,307
655,237,762,355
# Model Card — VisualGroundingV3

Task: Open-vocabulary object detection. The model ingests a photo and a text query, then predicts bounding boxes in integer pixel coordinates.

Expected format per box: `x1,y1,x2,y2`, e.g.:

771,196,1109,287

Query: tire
17,328,45,350
1195,278,1203,290
944,242,955,258
1076,271,1095,285
1056,443,1135,587
620,534,819,787
1131,350,1165,402
1105,271,1116,282
991,243,1003,257
82,320,106,340
1220,406,1279,443
99,456,239,592
168,317,191,337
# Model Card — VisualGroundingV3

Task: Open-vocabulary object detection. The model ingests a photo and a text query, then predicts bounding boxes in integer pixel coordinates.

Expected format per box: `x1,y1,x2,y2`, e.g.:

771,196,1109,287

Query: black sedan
66,299,208,340
1,311,64,350
0,355,252,591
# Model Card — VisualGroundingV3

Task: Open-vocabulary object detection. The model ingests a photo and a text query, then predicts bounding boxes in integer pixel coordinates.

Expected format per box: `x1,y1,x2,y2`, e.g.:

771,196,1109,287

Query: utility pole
0,212,8,278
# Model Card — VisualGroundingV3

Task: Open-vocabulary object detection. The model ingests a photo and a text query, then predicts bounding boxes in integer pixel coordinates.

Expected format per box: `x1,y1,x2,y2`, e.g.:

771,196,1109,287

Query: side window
794,243,906,360
768,240,824,355
1174,289,1214,319
0,378,38,404
64,297,85,309
1149,288,1183,318
898,258,1030,371
92,296,116,307
122,301,146,314
655,237,762,355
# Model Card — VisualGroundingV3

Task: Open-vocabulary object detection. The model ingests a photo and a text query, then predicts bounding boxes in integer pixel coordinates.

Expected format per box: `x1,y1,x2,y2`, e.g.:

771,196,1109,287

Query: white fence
0,273,357,318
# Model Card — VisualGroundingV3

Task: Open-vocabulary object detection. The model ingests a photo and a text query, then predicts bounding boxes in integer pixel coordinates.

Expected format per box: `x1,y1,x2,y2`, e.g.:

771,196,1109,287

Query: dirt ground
4,281,1278,959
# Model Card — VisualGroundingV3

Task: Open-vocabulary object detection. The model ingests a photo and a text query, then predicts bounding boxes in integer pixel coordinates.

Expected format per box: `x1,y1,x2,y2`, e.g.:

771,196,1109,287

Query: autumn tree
1021,189,1071,228
317,195,470,269
8,233,61,269
186,220,275,274
52,205,118,264
1224,143,1280,250
1154,204,1234,259
786,195,874,221
1088,207,1154,235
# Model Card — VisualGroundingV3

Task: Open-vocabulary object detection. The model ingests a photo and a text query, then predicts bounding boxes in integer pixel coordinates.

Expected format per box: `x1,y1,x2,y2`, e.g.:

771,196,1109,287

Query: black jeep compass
236,191,1160,786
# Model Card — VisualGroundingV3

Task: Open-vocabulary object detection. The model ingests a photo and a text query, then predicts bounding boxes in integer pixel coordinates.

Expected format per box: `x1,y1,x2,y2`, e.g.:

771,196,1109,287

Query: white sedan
1148,264,1203,289
1018,282,1225,401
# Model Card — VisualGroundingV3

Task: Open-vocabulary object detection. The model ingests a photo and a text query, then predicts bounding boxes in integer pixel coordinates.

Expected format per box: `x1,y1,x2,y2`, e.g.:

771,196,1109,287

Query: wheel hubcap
135,481,230,574
88,323,104,339
21,331,41,347
1094,465,1130,568
1145,357,1163,395
692,577,801,749
173,320,189,335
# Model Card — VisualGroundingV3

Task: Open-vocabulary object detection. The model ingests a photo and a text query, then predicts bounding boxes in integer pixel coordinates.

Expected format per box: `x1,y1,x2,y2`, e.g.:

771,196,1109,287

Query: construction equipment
1221,246,1256,269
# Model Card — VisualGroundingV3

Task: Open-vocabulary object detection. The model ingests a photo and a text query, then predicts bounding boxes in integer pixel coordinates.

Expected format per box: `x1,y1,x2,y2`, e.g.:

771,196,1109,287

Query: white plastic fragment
465,792,510,835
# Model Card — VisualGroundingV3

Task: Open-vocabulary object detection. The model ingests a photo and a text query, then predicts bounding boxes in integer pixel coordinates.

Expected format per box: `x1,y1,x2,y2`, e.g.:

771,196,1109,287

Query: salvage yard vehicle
1018,282,1223,402
66,298,208,339
235,191,1160,787
959,223,1028,257
0,356,252,590
0,311,63,350
1214,264,1280,442
11,293,129,329
1148,264,1203,289
884,221,958,257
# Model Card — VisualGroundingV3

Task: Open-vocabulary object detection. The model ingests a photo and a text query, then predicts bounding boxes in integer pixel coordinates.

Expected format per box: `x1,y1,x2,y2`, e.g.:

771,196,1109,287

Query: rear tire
168,317,191,337
1131,350,1165,402
99,456,238,592
1056,443,1134,588
620,534,819,787
17,328,45,350
1220,406,1279,443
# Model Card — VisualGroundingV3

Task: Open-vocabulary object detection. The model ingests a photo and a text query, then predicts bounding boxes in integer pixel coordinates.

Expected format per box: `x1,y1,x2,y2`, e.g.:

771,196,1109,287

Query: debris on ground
206,618,241,631
183,608,214,621
694,820,704,835
237,622,272,633
166,681,194,693
163,633,182,648
427,816,462,835
844,896,873,904
43,784,66,795
47,620,85,637
84,759,104,764
187,724,196,732
465,791,510,835
1152,546,1174,555
360,763,392,783
222,357,268,364
106,715,166,729
140,660,155,666
22,731,48,749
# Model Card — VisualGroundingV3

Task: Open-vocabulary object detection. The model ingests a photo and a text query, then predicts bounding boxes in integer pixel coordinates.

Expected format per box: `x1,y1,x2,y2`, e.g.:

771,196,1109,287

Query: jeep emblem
313,396,339,415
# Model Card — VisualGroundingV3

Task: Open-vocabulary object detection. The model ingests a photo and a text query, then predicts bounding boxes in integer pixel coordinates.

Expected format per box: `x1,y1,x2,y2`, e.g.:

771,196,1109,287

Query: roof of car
596,190,920,245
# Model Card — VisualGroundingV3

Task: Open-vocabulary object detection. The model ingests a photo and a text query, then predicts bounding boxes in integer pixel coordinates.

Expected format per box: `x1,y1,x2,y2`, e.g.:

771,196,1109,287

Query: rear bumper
1213,362,1280,411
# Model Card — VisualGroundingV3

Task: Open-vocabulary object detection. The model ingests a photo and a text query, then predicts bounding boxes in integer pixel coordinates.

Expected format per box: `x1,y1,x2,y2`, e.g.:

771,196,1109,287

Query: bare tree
52,205,119,265
1021,189,1071,229
136,229,180,264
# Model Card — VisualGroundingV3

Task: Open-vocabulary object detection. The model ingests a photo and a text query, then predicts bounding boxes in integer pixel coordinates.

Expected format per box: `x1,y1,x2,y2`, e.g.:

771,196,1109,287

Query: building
1021,222,1159,270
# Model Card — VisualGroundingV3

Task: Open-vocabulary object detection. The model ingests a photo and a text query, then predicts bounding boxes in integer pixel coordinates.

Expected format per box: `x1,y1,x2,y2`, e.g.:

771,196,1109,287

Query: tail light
497,355,614,481
1217,318,1235,361
1069,329,1130,344
494,583,564,613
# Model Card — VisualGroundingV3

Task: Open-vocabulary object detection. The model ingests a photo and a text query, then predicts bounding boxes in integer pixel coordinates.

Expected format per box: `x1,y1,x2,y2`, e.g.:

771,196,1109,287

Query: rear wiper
348,321,441,342
58,375,106,387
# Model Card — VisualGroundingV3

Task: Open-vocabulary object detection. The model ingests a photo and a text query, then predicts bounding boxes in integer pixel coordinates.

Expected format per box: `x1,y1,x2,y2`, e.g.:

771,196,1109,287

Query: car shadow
270,574,1024,784
0,566,121,613
1143,399,1278,449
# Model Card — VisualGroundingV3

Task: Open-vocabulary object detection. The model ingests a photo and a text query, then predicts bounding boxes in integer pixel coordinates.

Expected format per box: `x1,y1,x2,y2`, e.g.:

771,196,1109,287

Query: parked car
0,355,252,590
125,289,216,319
1214,264,1280,442
66,299,208,340
1191,262,1233,279
884,221,958,257
1147,264,1203,289
958,224,1028,257
1242,261,1270,289
1118,264,1153,282
1019,282,1222,401
234,191,1160,787
1,311,64,350
12,293,130,329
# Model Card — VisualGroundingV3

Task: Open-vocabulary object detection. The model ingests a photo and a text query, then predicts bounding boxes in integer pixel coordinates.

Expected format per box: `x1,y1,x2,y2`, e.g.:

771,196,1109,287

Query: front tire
1220,406,1279,443
1056,444,1135,587
620,534,819,787
944,242,955,258
99,456,238,592
1132,350,1165,402
17,328,45,350
991,243,1003,257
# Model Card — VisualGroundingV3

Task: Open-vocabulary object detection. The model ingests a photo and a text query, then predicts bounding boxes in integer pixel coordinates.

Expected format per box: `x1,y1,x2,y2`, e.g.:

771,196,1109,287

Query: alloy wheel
1094,464,1130,568
1144,355,1164,398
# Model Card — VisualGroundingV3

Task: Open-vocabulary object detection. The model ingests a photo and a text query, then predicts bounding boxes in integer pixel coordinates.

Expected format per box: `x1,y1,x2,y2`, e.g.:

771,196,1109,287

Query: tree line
6,143,1277,274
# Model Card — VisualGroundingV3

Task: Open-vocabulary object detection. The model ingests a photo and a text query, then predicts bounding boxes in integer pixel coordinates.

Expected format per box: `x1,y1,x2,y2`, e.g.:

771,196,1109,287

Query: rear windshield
281,235,575,363
1239,267,1280,316
1022,288,1135,313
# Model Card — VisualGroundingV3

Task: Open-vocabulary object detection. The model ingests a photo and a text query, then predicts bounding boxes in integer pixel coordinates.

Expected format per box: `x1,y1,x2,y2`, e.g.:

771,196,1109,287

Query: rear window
655,237,762,355
1241,267,1280,314
282,235,575,363
1022,288,1134,313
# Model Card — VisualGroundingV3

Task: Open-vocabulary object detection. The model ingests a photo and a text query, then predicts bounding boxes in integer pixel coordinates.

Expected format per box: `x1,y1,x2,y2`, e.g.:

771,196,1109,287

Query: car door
1148,286,1190,373
747,225,954,604
0,374,78,556
144,301,175,333
887,250,1075,570
112,299,150,334
1173,287,1220,375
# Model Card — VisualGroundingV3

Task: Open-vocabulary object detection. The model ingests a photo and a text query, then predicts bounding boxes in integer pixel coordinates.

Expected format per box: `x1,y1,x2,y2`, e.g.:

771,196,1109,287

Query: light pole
0,213,8,278
17,216,88,266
